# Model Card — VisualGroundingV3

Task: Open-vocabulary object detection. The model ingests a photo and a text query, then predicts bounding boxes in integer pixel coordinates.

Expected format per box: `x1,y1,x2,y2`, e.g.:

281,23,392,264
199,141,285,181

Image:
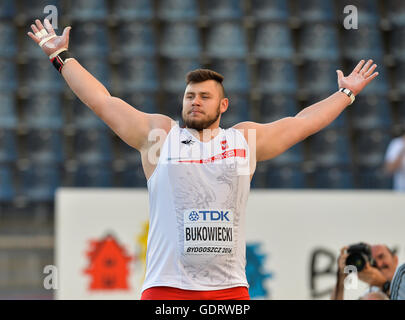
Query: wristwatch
382,280,391,294
339,87,355,105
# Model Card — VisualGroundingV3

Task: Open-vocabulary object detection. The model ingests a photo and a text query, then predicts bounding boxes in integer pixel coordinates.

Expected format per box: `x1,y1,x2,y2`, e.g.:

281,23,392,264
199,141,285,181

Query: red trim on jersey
177,149,246,164
141,286,250,300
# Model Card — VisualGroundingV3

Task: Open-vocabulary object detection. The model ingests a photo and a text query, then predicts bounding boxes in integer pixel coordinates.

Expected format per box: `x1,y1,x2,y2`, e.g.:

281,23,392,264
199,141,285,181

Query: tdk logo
189,210,230,221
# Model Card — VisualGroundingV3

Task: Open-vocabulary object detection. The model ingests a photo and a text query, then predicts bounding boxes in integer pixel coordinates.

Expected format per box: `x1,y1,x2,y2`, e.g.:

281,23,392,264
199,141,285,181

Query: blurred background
0,0,404,299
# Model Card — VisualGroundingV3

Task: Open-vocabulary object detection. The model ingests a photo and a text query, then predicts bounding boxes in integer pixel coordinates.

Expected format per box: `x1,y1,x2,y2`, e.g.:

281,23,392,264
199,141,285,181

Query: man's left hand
336,59,379,96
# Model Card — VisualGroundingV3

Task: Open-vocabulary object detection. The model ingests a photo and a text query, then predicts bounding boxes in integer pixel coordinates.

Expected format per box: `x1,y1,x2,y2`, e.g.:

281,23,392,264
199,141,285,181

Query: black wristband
50,50,71,73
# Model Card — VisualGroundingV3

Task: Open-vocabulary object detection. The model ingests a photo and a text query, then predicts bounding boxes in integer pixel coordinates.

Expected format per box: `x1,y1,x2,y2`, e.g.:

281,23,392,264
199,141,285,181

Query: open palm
336,59,379,96
27,19,71,57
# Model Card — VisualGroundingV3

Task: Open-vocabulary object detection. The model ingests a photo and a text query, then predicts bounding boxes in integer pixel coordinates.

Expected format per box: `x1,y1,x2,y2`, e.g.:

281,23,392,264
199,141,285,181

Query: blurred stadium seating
0,0,402,299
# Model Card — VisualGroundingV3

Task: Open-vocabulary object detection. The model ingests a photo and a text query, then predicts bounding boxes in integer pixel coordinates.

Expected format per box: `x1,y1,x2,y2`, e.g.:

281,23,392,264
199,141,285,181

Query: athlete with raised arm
28,19,379,300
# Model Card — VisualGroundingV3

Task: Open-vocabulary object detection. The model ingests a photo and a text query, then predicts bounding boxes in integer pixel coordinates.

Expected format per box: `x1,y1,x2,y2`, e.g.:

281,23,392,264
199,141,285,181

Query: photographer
331,243,399,300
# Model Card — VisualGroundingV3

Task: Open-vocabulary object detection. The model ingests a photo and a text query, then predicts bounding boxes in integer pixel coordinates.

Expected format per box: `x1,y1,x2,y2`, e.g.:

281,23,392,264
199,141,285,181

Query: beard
182,104,221,131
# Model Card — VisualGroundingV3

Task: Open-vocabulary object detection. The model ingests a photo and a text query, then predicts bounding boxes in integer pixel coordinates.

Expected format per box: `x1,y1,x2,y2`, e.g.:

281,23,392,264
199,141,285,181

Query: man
28,19,379,300
332,244,399,300
384,128,405,191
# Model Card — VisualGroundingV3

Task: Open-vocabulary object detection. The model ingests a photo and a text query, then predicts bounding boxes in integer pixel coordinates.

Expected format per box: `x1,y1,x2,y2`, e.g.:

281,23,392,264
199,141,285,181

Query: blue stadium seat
0,92,17,129
350,95,393,130
25,129,64,164
161,58,200,92
0,129,17,163
69,0,107,21
70,23,109,58
79,58,111,90
161,92,184,123
0,22,16,58
312,167,354,189
71,98,107,130
258,94,298,123
297,0,335,22
22,59,62,92
115,22,156,57
348,0,378,28
395,61,405,95
203,0,243,20
253,23,293,59
220,93,250,128
20,164,60,202
0,165,15,202
0,0,15,19
112,0,153,21
251,0,289,22
257,59,297,94
206,23,247,58
307,129,351,167
298,23,340,60
22,94,63,129
390,27,405,61
73,129,112,164
353,129,391,167
398,99,405,124
120,165,147,187
160,22,201,58
382,0,405,27
157,0,199,21
342,26,383,61
73,164,113,187
210,59,250,92
120,92,158,114
0,59,17,91
266,142,304,166
305,94,348,129
115,57,158,92
266,165,306,189
300,60,340,94
355,165,392,189
116,143,146,186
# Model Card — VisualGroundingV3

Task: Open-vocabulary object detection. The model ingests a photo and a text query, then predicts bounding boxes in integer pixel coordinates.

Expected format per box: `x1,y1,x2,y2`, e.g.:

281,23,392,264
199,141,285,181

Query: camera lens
346,253,366,272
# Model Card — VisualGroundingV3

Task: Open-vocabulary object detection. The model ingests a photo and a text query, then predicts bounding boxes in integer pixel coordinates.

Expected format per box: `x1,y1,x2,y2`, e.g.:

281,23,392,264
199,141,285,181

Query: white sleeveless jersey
141,124,251,292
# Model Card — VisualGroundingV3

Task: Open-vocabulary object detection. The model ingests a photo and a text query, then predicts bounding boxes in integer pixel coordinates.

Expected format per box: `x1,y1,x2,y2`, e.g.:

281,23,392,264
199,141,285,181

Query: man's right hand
337,246,349,277
27,18,71,57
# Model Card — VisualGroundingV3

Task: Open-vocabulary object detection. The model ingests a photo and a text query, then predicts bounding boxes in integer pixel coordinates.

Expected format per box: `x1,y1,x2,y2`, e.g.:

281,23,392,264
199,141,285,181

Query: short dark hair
185,69,226,97
186,68,224,84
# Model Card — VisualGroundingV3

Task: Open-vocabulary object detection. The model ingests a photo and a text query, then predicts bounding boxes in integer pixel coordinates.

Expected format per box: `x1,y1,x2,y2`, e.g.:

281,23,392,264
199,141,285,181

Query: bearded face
182,80,227,132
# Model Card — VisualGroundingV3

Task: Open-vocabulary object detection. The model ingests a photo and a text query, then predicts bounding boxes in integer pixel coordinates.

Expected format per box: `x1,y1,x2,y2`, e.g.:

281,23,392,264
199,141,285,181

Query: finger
336,70,344,81
31,23,40,35
360,59,373,75
44,18,56,36
364,72,379,85
353,59,365,73
62,26,71,40
364,64,377,77
27,31,41,44
35,19,48,37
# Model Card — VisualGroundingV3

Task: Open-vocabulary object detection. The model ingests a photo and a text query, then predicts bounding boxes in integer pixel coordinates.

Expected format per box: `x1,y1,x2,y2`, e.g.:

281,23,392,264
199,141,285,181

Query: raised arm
27,19,172,151
234,59,379,162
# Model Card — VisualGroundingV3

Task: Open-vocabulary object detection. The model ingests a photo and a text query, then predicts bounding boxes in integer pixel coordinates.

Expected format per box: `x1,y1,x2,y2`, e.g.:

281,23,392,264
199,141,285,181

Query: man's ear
220,98,229,114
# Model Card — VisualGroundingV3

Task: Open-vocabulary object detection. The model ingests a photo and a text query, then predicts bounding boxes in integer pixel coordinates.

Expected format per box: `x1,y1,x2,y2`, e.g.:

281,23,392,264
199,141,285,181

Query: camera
345,242,376,272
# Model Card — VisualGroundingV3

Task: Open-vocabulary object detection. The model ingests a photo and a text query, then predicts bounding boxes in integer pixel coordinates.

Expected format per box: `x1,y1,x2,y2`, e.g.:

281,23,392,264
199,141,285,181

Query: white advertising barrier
55,188,405,300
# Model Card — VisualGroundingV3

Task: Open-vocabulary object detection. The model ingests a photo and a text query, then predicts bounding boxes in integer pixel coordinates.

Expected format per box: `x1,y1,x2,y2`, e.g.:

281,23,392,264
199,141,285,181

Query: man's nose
192,96,201,105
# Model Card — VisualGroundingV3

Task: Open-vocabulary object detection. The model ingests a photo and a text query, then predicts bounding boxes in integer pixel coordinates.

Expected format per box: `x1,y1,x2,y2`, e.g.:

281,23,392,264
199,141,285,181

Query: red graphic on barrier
84,234,132,290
